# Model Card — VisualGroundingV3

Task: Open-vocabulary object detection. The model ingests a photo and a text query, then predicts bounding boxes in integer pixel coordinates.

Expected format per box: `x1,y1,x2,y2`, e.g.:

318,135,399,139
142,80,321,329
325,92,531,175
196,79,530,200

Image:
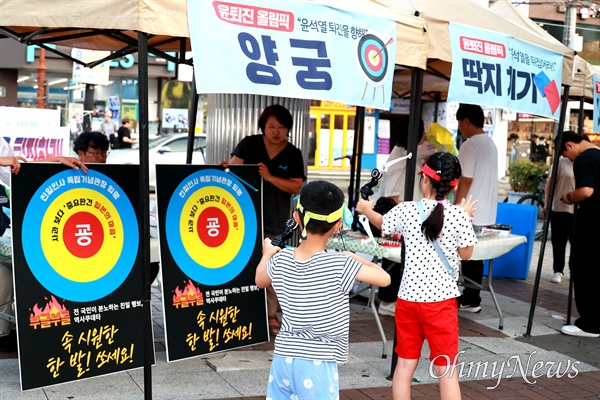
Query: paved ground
1,237,598,399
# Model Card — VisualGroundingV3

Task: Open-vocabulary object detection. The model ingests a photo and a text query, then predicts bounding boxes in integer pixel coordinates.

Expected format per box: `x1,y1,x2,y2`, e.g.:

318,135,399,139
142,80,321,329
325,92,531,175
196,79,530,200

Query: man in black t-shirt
117,118,137,149
556,131,600,338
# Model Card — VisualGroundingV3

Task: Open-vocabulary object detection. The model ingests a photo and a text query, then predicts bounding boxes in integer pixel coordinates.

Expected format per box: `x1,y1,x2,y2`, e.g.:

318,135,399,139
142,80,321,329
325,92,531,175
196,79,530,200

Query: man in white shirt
453,104,498,313
101,110,119,149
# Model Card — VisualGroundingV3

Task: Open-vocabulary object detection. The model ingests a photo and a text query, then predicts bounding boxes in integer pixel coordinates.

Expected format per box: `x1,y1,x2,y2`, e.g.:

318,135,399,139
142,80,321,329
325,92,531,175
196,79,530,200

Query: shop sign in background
12,164,146,390
188,0,397,110
448,23,563,120
71,48,111,86
0,107,70,160
155,165,265,362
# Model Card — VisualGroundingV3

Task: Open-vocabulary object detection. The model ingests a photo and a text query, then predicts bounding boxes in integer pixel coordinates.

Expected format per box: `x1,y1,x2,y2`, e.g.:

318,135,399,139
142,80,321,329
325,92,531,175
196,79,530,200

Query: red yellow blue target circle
356,31,389,85
180,186,243,268
40,189,123,282
22,169,138,302
166,169,257,286
364,43,384,71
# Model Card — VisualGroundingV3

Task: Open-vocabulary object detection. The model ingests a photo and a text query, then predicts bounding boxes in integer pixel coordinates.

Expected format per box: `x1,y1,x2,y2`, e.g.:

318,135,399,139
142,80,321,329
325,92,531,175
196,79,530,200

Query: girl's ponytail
421,153,462,241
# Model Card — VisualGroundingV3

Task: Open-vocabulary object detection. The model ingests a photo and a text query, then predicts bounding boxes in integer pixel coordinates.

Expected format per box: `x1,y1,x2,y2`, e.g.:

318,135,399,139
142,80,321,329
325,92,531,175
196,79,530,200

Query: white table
464,233,527,330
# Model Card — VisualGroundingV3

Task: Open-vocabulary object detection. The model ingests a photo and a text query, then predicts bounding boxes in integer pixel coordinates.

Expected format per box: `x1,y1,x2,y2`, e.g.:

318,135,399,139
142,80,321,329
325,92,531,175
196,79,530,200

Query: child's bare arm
255,238,280,288
355,198,384,229
458,245,474,260
343,251,391,287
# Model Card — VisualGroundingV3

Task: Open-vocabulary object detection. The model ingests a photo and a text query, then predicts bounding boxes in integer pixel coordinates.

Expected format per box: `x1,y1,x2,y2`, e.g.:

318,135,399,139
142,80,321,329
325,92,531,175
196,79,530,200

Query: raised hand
460,195,478,218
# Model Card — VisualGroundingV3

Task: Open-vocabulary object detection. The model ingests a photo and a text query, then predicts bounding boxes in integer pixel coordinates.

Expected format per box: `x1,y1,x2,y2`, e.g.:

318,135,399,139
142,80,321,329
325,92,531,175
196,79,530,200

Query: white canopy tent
572,55,600,100
0,0,190,51
380,0,576,98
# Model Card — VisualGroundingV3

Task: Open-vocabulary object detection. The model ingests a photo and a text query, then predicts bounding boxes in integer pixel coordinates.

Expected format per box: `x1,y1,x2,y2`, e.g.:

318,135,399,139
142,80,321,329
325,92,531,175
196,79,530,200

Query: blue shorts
266,355,339,400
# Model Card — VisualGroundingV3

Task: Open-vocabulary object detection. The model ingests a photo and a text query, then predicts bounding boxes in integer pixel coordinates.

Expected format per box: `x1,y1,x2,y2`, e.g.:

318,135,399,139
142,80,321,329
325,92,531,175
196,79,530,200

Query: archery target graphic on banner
355,30,393,101
22,170,138,302
166,169,257,286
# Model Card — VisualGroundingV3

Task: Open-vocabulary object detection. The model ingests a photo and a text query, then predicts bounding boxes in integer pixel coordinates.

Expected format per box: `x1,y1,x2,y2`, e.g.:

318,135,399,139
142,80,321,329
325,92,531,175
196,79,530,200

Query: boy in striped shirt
256,180,391,399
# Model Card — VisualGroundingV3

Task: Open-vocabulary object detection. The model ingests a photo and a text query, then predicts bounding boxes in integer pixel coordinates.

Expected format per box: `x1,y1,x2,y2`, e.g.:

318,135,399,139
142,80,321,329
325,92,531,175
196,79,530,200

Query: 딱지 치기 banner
188,0,397,110
155,165,265,362
448,23,564,119
11,164,146,390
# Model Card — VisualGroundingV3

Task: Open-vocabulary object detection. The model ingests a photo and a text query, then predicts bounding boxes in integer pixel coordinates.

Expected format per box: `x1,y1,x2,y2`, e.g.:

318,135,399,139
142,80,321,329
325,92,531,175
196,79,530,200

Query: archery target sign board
11,163,146,390
155,165,267,362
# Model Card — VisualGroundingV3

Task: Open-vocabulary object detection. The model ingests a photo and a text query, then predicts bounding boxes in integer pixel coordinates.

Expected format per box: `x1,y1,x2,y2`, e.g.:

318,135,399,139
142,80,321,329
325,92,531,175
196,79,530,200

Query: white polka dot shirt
382,199,477,302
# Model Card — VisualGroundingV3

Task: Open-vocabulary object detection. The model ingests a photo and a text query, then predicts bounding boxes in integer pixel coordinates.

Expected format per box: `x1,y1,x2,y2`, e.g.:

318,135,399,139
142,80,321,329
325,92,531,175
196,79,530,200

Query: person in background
453,103,498,313
543,151,575,284
535,135,549,164
101,110,119,149
357,152,477,400
506,133,519,173
378,118,437,204
73,131,111,164
225,104,306,336
117,118,137,149
556,131,600,338
377,117,437,316
256,180,390,400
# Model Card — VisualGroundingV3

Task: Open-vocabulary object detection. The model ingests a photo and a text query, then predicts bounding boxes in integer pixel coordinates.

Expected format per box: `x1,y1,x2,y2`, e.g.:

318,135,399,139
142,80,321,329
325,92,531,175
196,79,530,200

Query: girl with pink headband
356,152,478,399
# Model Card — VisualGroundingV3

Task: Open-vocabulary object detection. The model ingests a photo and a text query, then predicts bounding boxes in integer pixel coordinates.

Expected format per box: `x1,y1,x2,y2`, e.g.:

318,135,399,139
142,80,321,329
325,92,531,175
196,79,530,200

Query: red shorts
394,298,459,366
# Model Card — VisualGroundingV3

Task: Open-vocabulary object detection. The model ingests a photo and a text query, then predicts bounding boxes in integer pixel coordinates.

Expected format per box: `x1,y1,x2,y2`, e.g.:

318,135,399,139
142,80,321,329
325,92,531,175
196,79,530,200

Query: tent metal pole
83,84,95,132
577,96,585,136
138,31,153,400
390,67,424,377
186,72,199,165
525,85,571,336
350,106,365,230
404,68,424,202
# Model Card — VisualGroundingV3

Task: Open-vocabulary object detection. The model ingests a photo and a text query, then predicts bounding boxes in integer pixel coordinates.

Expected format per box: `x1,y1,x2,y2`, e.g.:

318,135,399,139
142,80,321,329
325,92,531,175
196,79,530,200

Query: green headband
296,196,344,237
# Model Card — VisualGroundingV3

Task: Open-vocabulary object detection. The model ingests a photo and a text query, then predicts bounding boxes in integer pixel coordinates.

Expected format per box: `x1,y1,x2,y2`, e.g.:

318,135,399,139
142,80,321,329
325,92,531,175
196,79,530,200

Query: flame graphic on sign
172,279,204,308
30,295,68,317
29,295,71,328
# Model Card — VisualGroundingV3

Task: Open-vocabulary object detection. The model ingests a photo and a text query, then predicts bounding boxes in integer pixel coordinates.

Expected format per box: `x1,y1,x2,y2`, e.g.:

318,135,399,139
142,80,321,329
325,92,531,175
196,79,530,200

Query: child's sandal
268,313,280,336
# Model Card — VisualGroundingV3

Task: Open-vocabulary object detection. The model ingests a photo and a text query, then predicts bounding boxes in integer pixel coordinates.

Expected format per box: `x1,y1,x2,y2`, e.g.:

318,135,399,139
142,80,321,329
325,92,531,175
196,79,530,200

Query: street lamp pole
36,48,46,109
562,0,577,48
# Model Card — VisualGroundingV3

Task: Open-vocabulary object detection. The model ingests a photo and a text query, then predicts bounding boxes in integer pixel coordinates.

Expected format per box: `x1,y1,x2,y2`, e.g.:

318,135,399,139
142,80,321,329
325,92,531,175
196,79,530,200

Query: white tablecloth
471,234,527,261
326,232,526,264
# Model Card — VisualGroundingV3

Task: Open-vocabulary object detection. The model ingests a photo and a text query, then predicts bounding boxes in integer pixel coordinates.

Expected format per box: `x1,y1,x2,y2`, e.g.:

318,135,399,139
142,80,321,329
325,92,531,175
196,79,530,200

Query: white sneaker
458,304,482,313
378,301,396,317
550,272,563,284
560,325,600,338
